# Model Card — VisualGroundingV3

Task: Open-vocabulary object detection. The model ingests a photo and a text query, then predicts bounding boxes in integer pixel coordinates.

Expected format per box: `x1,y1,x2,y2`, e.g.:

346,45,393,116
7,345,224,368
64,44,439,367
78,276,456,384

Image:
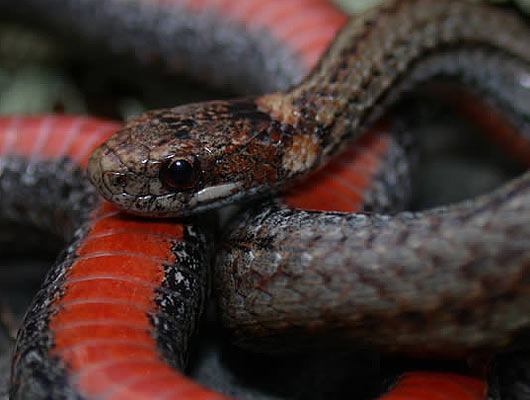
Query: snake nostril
103,172,128,191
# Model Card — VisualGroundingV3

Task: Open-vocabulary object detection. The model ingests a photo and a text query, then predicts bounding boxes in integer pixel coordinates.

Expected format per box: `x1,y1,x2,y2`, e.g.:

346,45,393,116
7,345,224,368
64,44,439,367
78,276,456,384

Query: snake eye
160,158,200,190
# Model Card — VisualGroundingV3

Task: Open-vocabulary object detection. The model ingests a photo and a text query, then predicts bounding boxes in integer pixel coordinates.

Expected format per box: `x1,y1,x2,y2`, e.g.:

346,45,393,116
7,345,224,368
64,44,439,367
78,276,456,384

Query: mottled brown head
87,98,289,216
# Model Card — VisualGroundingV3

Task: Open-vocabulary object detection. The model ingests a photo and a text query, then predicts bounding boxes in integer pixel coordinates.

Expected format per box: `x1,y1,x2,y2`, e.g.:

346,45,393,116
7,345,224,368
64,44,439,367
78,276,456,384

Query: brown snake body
88,0,530,357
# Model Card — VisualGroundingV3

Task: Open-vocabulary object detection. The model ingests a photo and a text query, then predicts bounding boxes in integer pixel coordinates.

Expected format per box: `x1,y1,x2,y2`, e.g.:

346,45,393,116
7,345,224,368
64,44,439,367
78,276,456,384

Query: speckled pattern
4,155,215,400
217,171,530,355
11,222,94,400
89,2,530,217
87,99,294,216
0,115,222,399
151,222,214,370
0,156,97,239
3,0,530,398
0,155,100,399
258,1,530,164
87,2,530,397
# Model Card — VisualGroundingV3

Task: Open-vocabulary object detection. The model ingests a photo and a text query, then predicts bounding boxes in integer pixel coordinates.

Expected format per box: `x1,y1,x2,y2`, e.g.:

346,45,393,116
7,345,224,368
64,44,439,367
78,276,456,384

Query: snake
1,0,530,398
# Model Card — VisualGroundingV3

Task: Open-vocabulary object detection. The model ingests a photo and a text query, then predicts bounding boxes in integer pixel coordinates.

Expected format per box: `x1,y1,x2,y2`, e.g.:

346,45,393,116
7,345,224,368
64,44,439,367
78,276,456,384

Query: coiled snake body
89,0,530,352
1,0,530,399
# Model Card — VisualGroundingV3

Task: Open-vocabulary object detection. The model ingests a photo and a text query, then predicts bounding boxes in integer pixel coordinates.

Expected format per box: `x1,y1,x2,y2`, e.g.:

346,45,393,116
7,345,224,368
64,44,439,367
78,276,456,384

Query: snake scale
1,0,530,399
88,0,530,351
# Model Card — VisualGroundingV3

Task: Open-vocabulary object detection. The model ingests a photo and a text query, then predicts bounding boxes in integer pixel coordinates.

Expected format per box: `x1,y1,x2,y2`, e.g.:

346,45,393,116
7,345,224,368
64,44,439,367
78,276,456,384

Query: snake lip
100,181,249,217
190,182,242,206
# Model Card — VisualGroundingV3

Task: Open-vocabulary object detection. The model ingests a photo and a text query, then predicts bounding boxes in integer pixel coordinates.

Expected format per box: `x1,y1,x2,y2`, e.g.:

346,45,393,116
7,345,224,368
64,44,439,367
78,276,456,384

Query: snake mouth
93,180,246,217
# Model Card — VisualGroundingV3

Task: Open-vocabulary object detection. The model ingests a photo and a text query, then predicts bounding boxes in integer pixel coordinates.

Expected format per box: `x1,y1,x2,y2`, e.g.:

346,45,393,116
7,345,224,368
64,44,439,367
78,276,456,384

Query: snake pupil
160,158,198,190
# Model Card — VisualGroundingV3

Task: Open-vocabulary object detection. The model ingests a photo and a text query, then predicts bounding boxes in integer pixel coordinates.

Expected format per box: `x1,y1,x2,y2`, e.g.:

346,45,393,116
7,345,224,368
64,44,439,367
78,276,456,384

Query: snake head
87,97,292,217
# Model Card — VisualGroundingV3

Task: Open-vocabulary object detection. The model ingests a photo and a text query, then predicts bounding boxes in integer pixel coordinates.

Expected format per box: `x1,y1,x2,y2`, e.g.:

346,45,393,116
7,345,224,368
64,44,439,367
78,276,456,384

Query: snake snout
87,140,151,209
87,136,200,217
86,144,108,193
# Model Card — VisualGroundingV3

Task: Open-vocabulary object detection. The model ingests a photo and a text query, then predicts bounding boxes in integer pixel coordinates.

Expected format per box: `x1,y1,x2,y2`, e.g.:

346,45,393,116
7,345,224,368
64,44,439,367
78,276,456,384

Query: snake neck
257,0,530,169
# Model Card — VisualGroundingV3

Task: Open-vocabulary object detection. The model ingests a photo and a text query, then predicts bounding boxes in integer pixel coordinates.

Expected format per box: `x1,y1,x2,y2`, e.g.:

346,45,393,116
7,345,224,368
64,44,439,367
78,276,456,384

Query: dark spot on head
226,99,272,122
174,129,191,139
178,118,196,128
